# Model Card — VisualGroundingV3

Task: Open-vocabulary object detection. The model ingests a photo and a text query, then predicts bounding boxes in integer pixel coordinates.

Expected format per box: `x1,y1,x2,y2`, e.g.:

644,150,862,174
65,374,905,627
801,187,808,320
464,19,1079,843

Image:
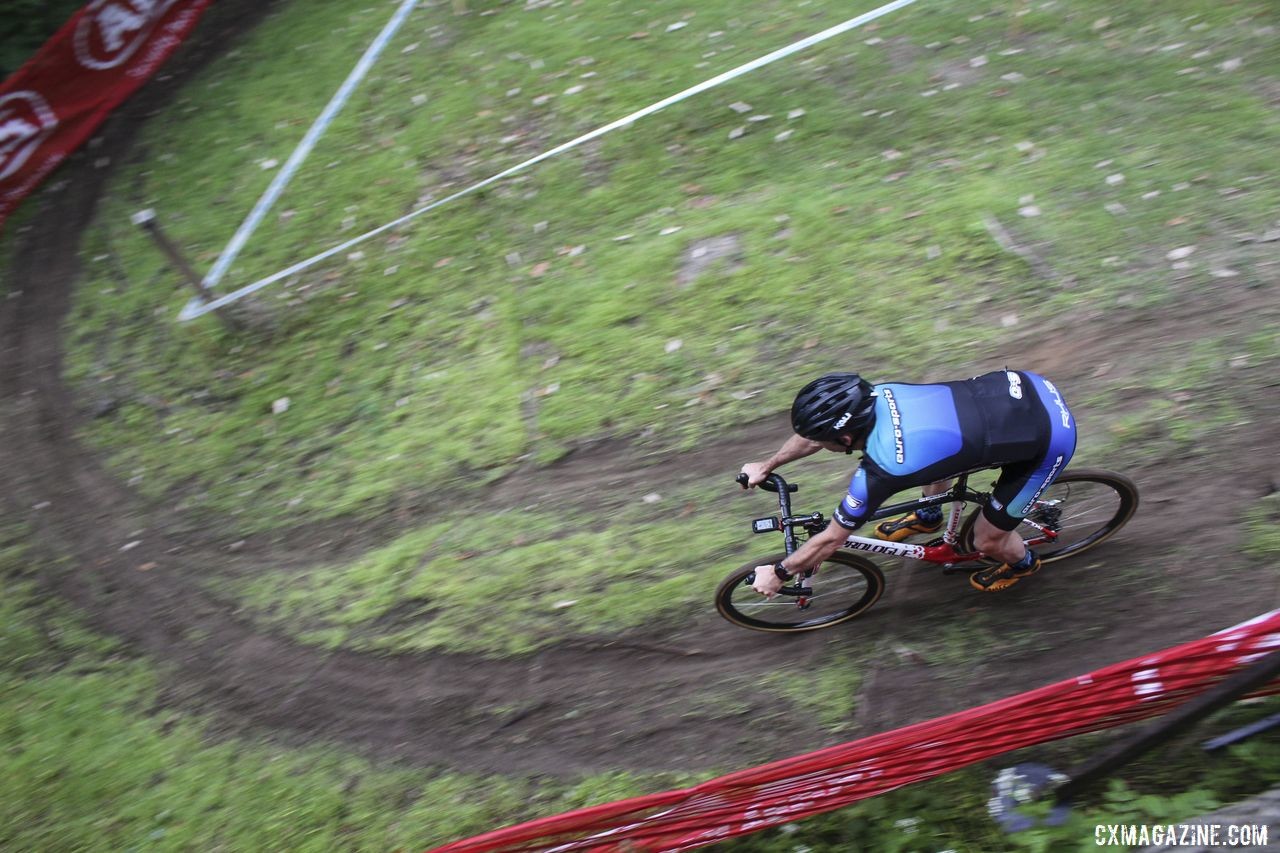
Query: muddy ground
2,0,1278,781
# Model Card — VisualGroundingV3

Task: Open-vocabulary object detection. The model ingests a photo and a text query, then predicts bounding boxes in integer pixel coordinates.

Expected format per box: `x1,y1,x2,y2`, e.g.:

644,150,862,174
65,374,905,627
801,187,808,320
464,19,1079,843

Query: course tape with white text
428,610,1280,852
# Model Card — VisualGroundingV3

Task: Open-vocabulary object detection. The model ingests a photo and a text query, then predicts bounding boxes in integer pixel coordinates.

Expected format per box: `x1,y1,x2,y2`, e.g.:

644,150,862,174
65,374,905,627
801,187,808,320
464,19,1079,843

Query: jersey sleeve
832,465,896,530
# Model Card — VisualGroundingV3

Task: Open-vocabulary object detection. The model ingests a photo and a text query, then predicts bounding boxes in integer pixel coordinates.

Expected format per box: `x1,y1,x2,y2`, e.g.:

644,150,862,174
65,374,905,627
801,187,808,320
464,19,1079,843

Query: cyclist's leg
970,380,1077,590
969,471,1044,591
971,509,1027,564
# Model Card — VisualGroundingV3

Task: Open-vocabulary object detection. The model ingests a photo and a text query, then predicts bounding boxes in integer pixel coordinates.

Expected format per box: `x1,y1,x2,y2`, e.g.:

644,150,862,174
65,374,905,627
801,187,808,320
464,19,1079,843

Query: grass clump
0,537,707,851
50,0,1278,535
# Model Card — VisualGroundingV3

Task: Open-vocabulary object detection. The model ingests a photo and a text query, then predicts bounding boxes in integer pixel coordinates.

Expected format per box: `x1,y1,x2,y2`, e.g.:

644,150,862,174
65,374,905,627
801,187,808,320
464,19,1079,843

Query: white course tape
180,0,919,320
200,0,421,291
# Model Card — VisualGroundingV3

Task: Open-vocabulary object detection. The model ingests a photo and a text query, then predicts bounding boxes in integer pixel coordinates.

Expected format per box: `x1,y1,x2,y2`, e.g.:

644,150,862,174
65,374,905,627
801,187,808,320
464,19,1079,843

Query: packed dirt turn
3,0,1277,779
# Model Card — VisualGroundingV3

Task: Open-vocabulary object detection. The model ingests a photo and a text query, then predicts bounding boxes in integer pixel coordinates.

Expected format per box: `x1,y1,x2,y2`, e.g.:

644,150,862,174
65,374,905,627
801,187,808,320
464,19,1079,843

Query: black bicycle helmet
790,373,876,446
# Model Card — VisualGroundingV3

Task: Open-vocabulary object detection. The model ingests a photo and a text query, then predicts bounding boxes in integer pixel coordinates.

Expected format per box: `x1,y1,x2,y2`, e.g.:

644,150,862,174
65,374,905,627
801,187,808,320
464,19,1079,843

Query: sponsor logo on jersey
1042,379,1072,429
1006,371,1023,399
0,91,57,181
75,0,180,70
844,496,864,509
882,387,905,464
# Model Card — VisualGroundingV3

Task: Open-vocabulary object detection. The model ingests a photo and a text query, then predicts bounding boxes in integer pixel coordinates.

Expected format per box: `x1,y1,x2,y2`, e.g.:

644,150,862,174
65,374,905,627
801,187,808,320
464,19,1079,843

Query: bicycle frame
753,471,1060,568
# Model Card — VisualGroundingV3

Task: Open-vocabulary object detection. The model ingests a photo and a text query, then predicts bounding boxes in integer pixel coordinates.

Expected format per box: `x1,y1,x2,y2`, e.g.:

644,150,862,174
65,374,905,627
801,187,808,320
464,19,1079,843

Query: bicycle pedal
941,565,971,576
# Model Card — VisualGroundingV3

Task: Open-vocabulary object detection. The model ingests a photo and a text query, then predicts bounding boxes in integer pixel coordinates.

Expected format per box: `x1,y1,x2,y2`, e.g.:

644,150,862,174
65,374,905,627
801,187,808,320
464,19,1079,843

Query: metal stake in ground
131,209,237,330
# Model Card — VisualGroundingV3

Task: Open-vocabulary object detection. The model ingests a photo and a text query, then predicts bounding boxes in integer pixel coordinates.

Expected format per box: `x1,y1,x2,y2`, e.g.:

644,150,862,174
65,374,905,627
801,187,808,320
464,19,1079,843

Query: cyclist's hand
752,564,784,598
739,462,771,488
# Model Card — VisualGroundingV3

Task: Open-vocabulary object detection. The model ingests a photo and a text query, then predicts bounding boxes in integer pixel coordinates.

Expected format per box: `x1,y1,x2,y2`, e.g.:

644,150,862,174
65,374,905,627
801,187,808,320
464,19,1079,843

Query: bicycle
716,467,1139,632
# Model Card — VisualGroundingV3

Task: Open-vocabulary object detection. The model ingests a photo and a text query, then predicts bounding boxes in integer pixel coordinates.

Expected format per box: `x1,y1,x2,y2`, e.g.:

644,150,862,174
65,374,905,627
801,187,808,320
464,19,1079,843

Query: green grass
3,0,1279,846
5,535,1277,851
1244,493,1280,559
224,488,748,655
48,0,1279,649
0,0,85,76
0,543,704,851
55,0,1278,535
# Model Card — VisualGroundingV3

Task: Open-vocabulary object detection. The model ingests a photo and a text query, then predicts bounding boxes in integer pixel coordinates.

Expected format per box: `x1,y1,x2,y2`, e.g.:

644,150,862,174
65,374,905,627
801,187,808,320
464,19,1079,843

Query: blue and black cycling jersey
832,370,1077,532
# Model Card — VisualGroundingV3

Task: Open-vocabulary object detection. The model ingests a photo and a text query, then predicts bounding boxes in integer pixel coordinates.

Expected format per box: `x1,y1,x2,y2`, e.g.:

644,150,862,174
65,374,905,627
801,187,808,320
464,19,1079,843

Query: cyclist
739,370,1076,596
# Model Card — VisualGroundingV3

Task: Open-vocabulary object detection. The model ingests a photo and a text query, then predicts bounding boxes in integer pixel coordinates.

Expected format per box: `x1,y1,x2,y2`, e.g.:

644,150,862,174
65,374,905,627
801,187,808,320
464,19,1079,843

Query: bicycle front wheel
959,468,1139,565
715,551,885,633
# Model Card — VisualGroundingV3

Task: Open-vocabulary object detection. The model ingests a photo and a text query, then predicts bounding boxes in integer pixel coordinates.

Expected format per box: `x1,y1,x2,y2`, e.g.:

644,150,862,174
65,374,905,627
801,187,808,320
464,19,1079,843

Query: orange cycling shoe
969,552,1041,592
873,508,943,542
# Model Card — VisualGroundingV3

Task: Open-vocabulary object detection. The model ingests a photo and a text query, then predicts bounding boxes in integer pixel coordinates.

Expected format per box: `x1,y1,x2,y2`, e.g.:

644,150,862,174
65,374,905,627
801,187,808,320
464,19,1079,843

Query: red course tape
429,610,1280,853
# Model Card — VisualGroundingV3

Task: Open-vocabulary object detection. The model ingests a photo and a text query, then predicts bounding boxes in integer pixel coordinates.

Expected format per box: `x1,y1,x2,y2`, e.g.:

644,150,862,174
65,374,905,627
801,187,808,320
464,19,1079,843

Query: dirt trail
2,0,1278,778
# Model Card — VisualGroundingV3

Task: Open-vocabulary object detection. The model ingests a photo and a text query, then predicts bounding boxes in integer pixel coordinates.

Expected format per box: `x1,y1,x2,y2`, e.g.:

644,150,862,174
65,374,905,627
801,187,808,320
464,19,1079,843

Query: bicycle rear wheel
715,551,885,633
959,468,1139,565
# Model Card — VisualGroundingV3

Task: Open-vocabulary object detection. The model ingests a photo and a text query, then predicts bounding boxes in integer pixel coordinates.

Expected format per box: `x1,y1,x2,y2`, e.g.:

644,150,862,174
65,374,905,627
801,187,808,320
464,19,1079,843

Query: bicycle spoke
963,470,1138,565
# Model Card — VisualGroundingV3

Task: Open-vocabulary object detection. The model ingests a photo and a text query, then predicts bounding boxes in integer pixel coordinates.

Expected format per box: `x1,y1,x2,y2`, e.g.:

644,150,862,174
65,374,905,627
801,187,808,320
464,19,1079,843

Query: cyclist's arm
751,516,852,597
740,434,824,487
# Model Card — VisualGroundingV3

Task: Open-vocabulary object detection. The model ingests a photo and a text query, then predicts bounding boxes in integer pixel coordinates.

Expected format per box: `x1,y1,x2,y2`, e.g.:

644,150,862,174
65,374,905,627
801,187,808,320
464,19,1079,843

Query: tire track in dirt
0,0,800,777
3,0,1278,779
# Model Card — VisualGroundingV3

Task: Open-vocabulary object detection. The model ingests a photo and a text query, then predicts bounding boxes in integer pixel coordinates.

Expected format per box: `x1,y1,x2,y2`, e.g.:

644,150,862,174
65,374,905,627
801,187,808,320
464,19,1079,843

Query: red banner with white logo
0,0,214,229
